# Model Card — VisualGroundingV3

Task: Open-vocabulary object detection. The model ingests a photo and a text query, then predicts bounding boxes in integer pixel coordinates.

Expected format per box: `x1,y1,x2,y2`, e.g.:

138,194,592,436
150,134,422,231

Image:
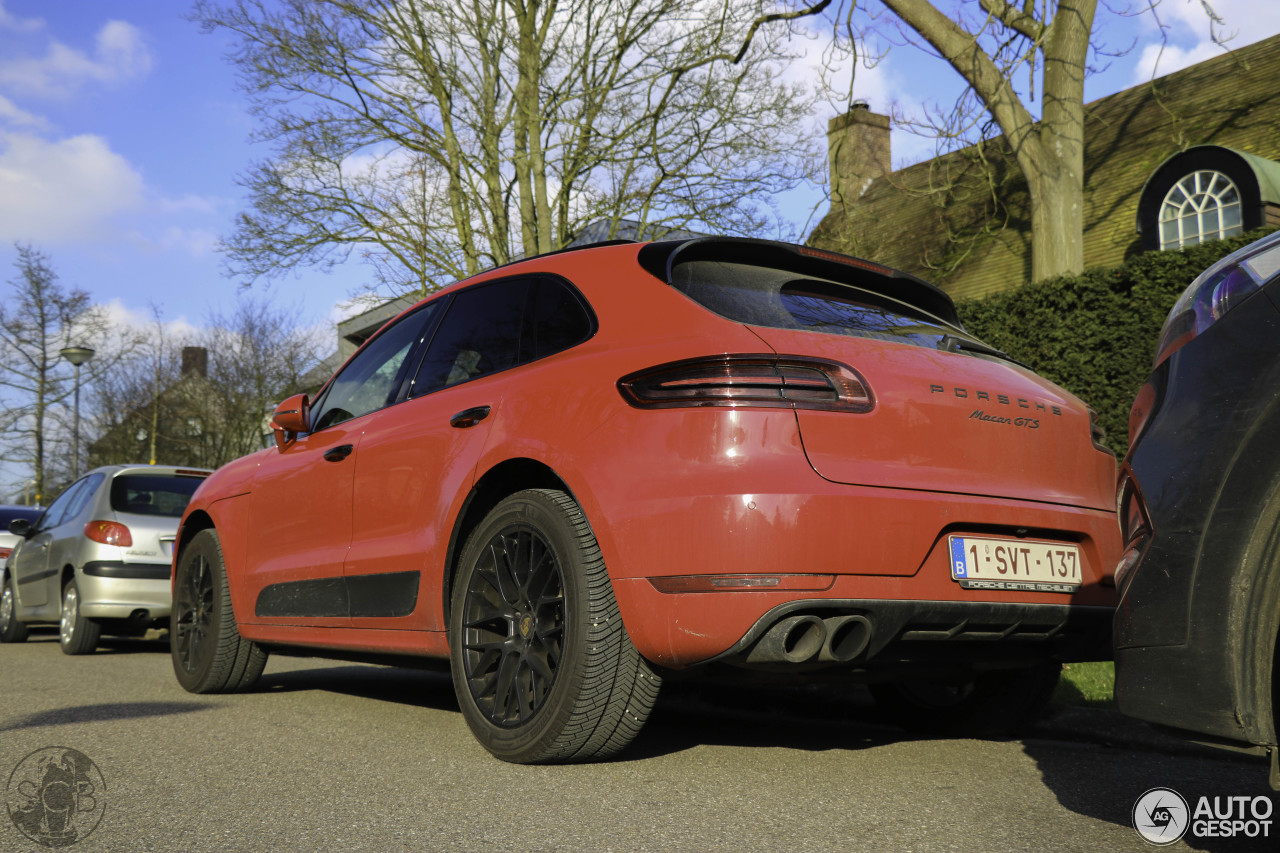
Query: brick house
809,34,1280,300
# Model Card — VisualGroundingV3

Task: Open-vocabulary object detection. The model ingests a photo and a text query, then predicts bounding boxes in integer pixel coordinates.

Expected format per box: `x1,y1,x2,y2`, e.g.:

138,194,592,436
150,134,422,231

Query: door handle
323,444,354,462
450,406,491,429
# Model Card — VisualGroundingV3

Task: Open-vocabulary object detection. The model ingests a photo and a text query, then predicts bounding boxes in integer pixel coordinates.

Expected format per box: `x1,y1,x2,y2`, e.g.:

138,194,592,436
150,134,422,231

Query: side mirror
270,393,311,450
9,518,32,538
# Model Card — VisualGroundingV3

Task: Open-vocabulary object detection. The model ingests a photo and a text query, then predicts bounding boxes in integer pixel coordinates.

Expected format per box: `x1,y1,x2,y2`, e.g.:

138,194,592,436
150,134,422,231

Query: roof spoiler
637,237,961,328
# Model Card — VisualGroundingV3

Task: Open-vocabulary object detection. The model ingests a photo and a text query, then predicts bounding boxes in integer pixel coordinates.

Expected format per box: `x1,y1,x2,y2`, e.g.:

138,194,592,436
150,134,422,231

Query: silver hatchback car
0,465,211,654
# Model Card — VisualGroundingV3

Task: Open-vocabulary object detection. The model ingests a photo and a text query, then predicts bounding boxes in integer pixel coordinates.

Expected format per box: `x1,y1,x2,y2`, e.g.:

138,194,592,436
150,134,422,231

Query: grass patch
1054,661,1115,709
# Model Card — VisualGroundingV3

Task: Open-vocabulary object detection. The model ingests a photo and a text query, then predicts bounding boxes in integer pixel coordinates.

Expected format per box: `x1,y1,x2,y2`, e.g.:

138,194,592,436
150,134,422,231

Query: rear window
110,474,204,518
671,260,975,349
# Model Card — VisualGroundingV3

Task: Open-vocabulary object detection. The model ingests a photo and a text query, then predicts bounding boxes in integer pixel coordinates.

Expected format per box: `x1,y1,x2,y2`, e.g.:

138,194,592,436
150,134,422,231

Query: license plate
948,536,1082,593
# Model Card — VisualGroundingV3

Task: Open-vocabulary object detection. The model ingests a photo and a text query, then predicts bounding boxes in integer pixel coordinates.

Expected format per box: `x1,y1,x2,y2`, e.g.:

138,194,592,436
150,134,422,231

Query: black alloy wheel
170,529,268,694
449,489,661,764
459,524,566,727
173,545,215,677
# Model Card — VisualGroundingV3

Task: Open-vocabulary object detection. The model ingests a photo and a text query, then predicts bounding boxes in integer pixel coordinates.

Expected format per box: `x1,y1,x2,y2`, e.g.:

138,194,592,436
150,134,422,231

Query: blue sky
0,0,1277,339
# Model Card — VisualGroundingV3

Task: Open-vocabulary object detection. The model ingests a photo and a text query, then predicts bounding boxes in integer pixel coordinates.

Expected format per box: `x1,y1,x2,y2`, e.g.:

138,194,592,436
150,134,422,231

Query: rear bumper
1112,640,1268,746
76,563,172,620
707,598,1114,671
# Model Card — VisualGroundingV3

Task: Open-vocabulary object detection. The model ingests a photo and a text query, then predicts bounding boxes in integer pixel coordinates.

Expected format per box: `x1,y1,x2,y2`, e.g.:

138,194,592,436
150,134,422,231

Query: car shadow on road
255,662,461,714
0,700,217,733
591,679,912,761
19,630,171,655
1022,727,1275,853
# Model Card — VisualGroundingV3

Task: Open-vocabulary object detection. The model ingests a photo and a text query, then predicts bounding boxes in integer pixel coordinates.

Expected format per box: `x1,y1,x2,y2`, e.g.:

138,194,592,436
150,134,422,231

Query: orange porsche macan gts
169,238,1120,763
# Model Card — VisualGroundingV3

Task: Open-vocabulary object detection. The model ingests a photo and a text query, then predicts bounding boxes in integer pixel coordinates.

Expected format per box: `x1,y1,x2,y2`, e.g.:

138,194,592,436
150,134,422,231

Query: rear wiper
937,334,1029,368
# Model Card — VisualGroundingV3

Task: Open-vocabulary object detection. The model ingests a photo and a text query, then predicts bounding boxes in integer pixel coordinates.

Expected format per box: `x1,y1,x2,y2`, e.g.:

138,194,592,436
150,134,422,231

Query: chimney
827,101,891,206
181,346,208,378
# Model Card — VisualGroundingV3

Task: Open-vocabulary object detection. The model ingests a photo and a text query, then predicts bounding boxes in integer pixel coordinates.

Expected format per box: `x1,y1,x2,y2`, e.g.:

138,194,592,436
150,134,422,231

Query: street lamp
60,345,94,479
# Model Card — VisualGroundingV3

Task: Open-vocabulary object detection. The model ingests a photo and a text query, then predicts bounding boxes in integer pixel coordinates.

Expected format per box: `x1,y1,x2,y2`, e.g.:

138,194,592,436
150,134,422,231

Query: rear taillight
618,355,874,412
85,520,132,547
1114,468,1151,591
0,547,10,560
1152,229,1280,368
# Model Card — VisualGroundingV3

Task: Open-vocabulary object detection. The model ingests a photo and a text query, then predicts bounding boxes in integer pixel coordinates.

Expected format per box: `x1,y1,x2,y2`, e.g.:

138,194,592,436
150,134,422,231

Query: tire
1,576,28,643
449,489,661,764
869,662,1062,737
171,529,268,693
59,577,101,655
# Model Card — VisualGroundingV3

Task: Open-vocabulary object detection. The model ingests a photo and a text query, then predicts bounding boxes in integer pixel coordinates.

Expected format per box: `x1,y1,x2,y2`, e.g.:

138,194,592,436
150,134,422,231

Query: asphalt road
1,632,1275,853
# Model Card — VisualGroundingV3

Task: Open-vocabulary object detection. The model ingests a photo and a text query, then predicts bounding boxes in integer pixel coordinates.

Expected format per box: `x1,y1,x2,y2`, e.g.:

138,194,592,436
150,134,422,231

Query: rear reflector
85,520,133,547
619,355,873,412
649,574,835,593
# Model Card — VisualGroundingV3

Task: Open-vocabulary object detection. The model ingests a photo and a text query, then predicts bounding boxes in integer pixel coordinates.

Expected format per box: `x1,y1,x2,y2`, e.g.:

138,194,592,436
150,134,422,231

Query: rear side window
412,279,530,396
111,475,204,518
672,260,971,349
529,278,593,359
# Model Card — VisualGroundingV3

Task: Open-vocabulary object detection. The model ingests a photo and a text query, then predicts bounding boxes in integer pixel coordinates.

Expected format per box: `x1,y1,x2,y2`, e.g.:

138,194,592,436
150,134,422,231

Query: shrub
956,227,1279,457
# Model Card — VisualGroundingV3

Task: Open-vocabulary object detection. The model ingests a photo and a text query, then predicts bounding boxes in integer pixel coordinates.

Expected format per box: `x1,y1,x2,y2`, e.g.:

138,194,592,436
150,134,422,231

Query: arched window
1158,170,1244,250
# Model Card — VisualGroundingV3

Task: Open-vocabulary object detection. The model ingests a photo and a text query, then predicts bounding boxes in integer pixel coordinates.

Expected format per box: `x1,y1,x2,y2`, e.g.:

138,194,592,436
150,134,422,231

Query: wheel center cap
519,614,533,638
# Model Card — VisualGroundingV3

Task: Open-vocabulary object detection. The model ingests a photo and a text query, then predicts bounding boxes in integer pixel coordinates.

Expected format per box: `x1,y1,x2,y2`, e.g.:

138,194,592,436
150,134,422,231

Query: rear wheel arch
1237,485,1280,746
1194,399,1280,745
442,458,575,624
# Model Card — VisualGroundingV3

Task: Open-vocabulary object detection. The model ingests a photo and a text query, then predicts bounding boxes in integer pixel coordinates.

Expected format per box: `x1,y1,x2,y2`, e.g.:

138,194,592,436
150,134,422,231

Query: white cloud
0,19,151,98
157,194,220,216
100,299,200,342
1130,39,1226,83
0,94,45,128
1130,0,1280,83
0,2,41,33
155,226,220,257
0,132,145,244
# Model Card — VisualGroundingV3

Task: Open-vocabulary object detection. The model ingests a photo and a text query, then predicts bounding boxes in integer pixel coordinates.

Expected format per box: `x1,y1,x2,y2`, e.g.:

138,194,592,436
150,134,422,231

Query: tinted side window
412,279,530,397
312,304,438,431
530,279,593,359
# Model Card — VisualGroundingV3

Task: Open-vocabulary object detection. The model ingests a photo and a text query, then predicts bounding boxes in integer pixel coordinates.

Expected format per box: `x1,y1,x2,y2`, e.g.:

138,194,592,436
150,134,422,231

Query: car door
243,302,440,627
343,277,535,631
10,478,90,610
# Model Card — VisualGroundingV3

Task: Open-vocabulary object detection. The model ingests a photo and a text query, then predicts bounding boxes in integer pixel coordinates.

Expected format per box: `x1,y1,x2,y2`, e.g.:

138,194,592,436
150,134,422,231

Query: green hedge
955,227,1279,458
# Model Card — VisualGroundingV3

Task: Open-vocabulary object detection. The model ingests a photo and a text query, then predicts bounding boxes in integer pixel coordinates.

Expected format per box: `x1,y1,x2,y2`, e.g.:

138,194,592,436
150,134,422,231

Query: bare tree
822,0,1228,283
0,245,124,502
194,0,833,297
89,296,324,470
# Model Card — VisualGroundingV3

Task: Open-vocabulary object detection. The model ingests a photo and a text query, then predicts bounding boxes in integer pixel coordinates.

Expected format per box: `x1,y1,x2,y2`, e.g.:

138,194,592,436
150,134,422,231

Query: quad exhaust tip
744,613,872,665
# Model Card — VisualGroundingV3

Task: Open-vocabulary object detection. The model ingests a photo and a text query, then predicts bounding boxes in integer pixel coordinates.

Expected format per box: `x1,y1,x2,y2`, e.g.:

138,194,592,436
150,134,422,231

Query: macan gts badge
165,237,1121,763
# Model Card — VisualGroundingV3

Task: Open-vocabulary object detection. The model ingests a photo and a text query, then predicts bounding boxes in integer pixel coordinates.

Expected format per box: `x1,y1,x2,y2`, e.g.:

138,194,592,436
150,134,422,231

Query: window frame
1157,169,1244,250
307,300,446,434
403,273,597,401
